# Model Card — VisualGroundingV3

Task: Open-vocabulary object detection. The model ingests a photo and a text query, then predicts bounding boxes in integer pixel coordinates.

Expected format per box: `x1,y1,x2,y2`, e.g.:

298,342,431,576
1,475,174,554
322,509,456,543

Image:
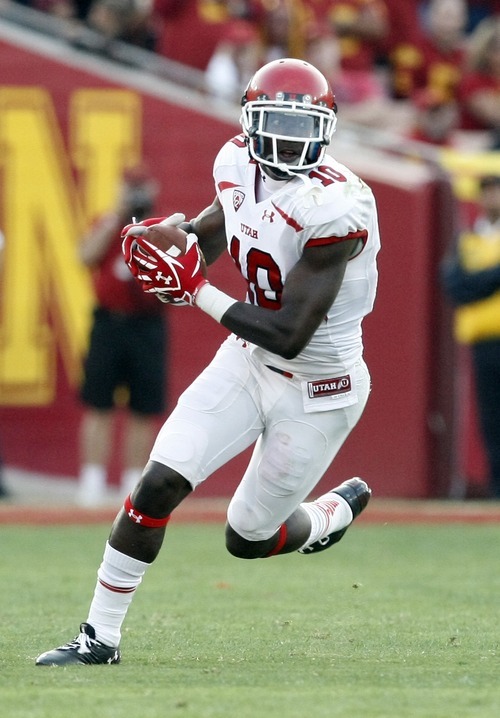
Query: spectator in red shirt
76,166,168,507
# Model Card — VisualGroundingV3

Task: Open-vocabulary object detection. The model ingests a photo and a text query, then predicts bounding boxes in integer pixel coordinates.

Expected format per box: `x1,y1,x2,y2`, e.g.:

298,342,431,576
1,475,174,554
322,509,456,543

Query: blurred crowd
9,0,500,147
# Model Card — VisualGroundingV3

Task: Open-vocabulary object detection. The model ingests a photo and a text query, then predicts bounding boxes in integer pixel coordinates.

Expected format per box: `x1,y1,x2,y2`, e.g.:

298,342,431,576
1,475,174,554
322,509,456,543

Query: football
141,223,207,277
143,223,189,258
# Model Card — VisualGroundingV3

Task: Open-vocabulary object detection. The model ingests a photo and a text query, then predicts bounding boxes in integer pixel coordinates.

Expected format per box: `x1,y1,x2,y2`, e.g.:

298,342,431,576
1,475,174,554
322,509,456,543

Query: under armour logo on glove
154,270,173,286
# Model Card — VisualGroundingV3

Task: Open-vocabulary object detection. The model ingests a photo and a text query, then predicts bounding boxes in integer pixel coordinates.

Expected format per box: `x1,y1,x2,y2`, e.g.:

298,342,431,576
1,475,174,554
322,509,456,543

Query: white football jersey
213,134,380,377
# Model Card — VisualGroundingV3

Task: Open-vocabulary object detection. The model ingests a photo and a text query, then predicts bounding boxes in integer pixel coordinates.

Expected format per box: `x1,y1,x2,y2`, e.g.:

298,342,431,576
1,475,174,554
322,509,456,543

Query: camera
124,186,155,220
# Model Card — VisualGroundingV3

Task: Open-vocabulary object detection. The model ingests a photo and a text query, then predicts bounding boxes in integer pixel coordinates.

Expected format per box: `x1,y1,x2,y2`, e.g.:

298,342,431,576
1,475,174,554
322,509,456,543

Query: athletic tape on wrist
194,283,237,323
124,494,171,528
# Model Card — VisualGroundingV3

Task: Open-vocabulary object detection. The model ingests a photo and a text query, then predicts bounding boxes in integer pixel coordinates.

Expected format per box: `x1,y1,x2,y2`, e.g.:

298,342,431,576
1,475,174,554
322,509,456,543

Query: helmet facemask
241,98,337,178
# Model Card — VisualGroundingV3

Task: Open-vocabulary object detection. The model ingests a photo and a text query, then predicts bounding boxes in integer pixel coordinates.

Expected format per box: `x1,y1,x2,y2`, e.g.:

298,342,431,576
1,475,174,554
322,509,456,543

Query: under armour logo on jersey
128,508,143,523
233,190,245,211
262,209,275,222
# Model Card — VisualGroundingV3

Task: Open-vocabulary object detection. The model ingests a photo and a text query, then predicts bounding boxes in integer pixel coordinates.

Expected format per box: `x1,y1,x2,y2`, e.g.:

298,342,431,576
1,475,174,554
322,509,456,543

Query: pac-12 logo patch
233,190,245,212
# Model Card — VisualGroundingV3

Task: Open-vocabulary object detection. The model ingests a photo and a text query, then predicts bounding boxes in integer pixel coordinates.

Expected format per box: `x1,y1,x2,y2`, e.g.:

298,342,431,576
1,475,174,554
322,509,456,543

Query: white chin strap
277,163,297,177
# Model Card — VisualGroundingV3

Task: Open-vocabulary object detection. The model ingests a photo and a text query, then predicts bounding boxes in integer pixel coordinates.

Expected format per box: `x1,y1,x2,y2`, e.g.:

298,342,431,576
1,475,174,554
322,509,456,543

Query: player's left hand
130,232,209,306
121,213,186,265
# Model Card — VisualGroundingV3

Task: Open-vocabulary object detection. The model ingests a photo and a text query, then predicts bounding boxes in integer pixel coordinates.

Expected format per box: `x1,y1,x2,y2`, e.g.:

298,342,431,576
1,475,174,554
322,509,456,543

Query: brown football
143,223,188,258
142,223,207,276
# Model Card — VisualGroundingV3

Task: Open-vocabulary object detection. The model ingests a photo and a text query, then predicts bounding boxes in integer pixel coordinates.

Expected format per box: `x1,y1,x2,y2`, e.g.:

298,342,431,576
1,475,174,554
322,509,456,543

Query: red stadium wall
0,28,460,498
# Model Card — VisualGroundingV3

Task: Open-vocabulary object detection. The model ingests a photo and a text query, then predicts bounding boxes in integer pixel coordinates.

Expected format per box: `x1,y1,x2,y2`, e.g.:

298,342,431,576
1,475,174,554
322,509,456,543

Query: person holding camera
76,166,168,507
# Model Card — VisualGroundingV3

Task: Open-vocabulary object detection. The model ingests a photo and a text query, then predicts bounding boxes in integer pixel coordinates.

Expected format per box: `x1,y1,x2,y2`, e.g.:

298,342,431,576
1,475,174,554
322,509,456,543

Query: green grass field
0,521,499,718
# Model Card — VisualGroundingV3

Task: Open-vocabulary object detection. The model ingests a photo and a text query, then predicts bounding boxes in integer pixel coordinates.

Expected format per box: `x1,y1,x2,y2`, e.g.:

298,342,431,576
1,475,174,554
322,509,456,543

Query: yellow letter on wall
0,87,143,406
0,87,93,405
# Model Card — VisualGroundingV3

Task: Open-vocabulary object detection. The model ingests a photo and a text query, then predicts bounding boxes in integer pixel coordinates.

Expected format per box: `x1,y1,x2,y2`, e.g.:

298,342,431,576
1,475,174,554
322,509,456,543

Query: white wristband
194,283,237,322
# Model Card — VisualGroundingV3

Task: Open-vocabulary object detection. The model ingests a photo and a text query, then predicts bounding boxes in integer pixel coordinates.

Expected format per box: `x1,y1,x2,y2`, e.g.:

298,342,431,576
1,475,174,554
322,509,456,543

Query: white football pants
150,336,370,540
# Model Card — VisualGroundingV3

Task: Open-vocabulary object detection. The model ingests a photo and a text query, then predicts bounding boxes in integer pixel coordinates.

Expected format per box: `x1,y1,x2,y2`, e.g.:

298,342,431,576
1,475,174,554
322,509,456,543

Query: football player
36,58,381,666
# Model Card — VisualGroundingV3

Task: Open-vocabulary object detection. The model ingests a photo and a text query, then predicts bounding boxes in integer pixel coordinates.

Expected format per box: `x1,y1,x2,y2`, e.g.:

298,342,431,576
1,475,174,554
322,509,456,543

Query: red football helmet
240,58,337,178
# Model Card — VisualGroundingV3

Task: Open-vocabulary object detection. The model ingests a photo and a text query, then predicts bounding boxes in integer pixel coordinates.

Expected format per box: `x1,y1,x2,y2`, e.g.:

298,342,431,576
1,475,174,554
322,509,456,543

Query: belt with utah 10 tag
300,373,358,413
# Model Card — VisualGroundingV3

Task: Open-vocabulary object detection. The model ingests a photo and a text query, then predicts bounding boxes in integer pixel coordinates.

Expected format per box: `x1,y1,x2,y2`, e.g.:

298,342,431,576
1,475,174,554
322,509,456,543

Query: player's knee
132,460,192,515
225,500,275,558
224,522,267,559
227,498,265,537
